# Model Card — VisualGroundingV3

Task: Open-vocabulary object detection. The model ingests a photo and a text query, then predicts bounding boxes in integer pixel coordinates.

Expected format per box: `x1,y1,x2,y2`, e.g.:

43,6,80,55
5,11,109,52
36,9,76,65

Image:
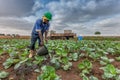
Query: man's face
43,16,49,23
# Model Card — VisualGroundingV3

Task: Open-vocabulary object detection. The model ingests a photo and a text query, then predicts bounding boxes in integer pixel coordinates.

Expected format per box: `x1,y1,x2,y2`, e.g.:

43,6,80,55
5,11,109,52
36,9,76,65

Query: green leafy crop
0,71,9,79
37,66,61,80
100,64,120,80
78,59,92,79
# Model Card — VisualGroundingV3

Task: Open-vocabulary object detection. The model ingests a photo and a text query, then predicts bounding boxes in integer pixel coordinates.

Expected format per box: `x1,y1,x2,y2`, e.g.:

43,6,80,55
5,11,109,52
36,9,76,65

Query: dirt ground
0,53,120,80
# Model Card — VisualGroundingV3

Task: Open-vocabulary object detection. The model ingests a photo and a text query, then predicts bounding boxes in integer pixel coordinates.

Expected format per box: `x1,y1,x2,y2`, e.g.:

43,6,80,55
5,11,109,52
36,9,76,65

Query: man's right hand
40,41,44,46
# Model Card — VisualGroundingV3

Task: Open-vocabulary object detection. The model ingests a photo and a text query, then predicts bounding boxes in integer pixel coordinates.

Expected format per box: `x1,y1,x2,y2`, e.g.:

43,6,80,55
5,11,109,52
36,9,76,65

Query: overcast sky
0,0,120,36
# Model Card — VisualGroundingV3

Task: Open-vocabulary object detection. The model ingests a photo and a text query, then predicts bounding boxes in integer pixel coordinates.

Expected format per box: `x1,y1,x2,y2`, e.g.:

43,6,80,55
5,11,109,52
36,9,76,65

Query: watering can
36,45,48,56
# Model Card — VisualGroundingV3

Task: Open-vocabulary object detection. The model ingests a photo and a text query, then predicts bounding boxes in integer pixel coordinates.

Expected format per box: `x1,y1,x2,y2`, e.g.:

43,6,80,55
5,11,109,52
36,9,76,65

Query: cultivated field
0,38,120,80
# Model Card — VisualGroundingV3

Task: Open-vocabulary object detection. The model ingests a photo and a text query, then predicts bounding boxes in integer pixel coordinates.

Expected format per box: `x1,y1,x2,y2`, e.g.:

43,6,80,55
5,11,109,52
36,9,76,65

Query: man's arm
45,30,49,43
38,30,44,46
45,30,48,39
35,19,44,46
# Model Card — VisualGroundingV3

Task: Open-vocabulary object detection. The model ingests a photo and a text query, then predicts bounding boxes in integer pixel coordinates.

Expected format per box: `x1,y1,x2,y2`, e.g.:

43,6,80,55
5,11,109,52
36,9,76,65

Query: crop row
0,39,120,80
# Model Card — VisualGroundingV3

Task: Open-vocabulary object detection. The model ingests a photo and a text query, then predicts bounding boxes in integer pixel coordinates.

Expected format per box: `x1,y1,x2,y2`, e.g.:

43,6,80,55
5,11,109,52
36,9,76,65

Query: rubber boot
29,50,34,58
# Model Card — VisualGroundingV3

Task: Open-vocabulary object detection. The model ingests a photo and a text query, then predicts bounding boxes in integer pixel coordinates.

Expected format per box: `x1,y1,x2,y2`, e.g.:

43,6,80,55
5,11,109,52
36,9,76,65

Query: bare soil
0,53,120,80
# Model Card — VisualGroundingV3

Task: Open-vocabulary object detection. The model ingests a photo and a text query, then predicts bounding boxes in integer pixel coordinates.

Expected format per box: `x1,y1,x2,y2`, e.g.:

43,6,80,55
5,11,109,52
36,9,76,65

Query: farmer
29,12,52,58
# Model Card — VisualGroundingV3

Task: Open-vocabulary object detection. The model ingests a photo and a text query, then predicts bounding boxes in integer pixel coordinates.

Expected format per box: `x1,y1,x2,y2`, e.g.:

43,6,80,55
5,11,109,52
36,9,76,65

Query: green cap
44,12,52,21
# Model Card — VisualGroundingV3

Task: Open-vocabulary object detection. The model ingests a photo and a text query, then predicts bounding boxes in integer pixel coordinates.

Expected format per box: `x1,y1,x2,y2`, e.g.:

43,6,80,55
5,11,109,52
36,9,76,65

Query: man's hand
40,41,44,46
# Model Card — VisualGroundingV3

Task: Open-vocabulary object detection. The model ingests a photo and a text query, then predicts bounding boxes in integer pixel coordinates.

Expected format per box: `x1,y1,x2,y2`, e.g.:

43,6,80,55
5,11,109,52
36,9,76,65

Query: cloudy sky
0,0,120,36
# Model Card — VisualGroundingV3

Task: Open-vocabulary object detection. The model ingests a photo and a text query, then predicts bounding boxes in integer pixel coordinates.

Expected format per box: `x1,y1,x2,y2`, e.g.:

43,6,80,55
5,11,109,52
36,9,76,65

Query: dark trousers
30,34,41,50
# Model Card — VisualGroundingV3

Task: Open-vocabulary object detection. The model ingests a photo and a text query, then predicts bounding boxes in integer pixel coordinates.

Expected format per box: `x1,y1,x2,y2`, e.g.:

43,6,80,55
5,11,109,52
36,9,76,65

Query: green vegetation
0,39,120,80
0,71,9,79
83,36,120,41
94,31,101,35
100,64,120,80
78,59,93,79
37,66,61,80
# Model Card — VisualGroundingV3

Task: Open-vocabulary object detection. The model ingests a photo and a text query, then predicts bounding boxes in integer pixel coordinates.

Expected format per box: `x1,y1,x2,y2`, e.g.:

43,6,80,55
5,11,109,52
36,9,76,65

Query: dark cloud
45,0,120,35
0,0,120,35
48,0,120,23
0,0,34,17
0,17,33,32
